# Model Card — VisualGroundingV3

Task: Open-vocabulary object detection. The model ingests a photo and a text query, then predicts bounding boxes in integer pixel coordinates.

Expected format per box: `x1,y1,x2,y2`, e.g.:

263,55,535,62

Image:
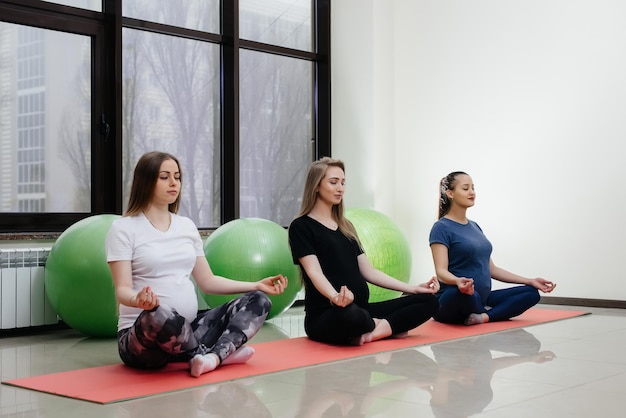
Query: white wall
332,0,626,301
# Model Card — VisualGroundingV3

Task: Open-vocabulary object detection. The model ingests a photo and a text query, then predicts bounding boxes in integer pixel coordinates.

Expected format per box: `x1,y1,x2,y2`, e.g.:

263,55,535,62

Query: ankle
189,353,219,377
464,313,488,326
370,318,392,341
221,346,255,366
349,332,373,346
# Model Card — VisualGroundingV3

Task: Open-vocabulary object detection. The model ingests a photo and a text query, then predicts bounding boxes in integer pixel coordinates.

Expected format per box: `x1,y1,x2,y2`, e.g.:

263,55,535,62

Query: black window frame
0,0,330,233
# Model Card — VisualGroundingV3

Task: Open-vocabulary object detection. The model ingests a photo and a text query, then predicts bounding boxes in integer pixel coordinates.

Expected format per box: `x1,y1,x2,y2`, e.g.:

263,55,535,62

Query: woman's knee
345,304,372,321
328,305,374,333
402,294,439,317
524,285,541,305
306,306,374,344
136,304,183,335
248,290,272,314
423,294,440,316
232,290,272,316
434,293,481,324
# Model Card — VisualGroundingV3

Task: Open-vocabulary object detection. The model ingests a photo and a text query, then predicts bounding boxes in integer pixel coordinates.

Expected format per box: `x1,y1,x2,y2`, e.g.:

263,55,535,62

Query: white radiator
0,248,58,330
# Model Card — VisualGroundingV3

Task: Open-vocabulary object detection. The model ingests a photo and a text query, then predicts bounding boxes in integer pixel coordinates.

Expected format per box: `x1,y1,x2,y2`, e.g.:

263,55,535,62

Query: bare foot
349,332,373,346
464,313,488,326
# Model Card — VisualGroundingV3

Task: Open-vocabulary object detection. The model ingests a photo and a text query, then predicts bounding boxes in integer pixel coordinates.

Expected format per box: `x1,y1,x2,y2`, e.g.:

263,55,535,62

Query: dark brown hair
125,151,182,216
438,171,468,219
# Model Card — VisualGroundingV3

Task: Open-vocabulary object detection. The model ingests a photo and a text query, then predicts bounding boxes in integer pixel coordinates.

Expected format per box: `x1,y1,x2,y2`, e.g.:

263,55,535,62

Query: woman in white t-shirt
106,151,288,377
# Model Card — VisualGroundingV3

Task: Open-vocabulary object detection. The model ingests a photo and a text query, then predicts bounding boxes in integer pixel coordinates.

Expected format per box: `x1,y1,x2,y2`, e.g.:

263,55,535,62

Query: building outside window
0,0,329,231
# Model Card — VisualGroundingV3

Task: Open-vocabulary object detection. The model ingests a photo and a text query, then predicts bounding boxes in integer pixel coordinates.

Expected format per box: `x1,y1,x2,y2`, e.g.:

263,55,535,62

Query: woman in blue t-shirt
429,171,556,325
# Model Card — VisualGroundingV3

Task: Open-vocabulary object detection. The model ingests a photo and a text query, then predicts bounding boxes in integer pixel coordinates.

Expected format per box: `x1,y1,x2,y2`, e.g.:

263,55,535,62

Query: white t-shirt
105,212,205,331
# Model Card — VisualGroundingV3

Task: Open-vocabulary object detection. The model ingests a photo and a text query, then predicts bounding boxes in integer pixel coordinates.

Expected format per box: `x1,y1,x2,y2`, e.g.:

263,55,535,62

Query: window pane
123,0,219,33
41,0,101,11
122,28,221,228
240,0,312,51
0,23,91,213
239,50,313,225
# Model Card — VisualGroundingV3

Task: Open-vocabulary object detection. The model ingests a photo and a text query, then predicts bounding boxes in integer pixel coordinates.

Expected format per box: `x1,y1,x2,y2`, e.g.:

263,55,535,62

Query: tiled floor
1,304,625,417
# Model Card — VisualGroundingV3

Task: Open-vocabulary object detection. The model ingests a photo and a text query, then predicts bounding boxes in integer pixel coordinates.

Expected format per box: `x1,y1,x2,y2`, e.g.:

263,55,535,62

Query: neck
308,202,334,221
144,204,169,216
444,207,468,224
144,206,171,231
308,203,339,229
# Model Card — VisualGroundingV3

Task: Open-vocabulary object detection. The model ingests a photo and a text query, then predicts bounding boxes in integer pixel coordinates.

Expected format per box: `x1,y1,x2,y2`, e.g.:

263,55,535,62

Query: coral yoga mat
2,308,587,404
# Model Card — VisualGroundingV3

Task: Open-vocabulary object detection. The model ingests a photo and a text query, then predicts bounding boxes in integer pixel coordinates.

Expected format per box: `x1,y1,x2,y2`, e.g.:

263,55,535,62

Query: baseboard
0,321,69,337
540,296,626,309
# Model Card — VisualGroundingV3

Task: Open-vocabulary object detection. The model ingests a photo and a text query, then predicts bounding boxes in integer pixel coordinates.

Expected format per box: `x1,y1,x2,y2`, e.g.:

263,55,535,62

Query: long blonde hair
297,157,360,244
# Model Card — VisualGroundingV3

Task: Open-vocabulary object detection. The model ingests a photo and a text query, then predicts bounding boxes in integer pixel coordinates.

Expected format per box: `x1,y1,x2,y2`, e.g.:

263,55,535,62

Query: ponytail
438,171,467,219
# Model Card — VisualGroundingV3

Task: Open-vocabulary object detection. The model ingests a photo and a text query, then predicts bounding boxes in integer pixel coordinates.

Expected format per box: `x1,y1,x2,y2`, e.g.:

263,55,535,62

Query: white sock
189,353,219,378
221,346,255,366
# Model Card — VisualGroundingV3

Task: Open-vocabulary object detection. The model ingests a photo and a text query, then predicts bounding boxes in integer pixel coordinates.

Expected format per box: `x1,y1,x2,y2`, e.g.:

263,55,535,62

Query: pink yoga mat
2,308,587,404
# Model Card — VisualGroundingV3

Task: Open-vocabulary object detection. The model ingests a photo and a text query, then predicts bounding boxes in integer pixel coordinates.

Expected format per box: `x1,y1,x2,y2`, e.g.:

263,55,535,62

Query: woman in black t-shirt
288,157,439,346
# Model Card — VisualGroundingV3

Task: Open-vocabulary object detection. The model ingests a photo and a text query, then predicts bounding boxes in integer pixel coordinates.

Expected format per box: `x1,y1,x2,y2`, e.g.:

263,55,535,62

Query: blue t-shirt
429,218,493,304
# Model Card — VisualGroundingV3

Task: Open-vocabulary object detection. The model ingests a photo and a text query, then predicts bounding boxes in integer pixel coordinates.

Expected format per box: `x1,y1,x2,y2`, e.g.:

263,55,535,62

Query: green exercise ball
345,208,412,302
202,218,301,319
45,214,120,337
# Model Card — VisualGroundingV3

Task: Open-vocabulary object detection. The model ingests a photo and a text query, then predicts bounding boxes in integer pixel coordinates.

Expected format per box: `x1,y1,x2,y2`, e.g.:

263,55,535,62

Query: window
122,0,219,33
0,3,102,231
240,0,313,51
0,0,330,232
121,27,221,226
42,0,101,12
239,50,313,225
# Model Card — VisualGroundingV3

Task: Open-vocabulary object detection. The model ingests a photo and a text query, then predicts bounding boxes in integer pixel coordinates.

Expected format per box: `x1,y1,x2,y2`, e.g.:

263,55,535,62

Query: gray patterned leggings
117,290,272,369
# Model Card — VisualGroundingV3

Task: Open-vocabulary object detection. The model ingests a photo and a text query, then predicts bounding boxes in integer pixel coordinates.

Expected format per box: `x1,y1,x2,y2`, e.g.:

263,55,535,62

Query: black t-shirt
288,215,370,315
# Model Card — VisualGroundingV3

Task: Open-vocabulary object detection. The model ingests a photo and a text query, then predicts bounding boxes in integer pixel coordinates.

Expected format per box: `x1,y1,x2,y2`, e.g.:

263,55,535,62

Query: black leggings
117,290,271,369
305,293,439,345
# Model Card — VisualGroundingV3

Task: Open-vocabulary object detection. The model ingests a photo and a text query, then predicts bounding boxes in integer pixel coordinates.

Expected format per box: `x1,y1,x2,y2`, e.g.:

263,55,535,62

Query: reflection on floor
1,304,625,417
